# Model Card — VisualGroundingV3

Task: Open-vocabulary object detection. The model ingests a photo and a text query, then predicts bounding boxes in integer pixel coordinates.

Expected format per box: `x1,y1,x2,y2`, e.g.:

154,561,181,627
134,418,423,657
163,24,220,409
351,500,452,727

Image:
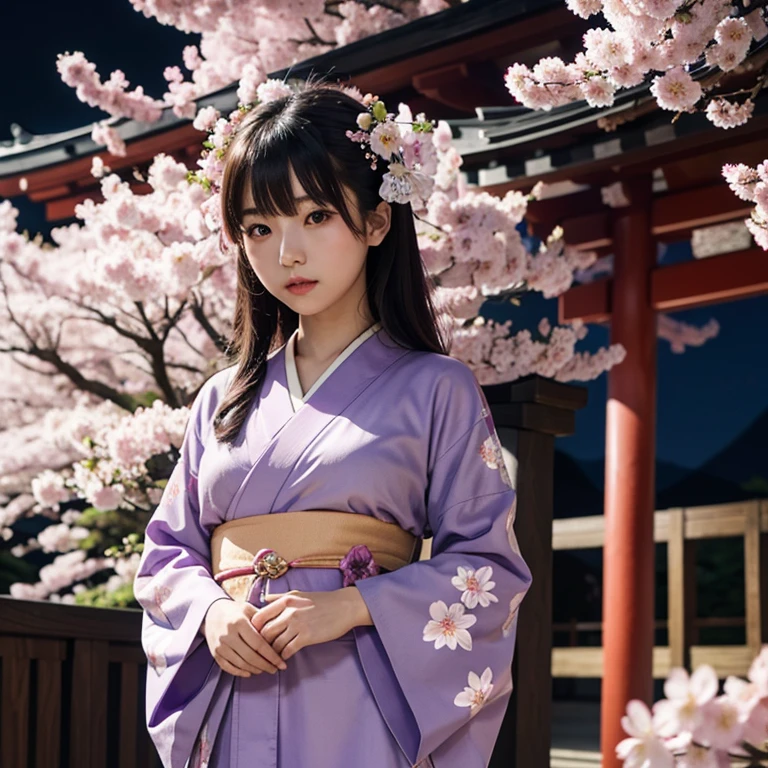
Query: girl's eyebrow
241,195,313,218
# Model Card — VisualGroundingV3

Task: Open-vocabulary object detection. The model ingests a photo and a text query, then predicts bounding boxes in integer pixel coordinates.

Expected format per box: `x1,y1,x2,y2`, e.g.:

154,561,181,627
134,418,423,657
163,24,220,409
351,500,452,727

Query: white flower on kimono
452,566,498,609
133,577,173,625
479,435,513,489
190,724,212,768
502,592,526,638
423,600,476,651
454,667,494,712
147,647,167,676
161,479,181,507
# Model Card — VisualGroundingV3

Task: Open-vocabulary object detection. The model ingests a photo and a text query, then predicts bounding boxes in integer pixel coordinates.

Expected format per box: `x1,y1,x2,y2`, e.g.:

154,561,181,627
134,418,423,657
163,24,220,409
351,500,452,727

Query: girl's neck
295,302,375,364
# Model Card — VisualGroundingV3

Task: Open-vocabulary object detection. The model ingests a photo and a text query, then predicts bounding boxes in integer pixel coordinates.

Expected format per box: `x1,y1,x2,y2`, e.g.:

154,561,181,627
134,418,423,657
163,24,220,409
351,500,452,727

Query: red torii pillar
601,175,657,766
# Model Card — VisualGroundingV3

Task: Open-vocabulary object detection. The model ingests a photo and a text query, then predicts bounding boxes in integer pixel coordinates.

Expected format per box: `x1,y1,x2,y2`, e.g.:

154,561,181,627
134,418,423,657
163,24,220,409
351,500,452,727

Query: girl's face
239,167,391,320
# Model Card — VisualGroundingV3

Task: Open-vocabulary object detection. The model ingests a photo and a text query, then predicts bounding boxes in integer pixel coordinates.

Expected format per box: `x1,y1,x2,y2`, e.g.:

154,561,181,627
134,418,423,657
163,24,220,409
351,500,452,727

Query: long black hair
215,82,446,443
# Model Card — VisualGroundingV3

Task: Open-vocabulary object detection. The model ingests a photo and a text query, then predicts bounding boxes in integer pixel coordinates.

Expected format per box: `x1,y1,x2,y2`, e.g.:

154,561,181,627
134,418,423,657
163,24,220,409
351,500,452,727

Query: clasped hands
202,587,372,679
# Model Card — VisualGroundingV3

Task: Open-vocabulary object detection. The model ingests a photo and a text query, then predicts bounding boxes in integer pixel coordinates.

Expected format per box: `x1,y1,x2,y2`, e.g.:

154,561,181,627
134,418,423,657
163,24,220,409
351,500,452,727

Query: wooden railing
551,499,768,679
0,597,159,768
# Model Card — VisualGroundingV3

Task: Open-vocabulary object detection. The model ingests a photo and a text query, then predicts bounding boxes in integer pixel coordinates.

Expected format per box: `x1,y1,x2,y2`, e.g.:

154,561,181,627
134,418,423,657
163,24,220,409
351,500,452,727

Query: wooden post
484,375,587,768
745,502,762,656
601,176,657,768
667,509,696,669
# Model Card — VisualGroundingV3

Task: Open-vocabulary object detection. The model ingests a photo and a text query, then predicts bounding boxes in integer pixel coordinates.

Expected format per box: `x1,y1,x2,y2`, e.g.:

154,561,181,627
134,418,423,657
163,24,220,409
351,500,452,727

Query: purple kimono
135,327,531,768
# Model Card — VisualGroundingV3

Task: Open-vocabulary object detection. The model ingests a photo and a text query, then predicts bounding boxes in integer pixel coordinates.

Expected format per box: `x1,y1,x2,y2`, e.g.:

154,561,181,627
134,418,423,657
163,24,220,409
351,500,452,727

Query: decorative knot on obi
253,549,290,580
210,511,419,603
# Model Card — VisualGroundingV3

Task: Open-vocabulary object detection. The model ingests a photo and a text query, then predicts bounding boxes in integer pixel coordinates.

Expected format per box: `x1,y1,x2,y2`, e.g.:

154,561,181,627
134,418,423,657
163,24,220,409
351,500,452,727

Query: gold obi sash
210,511,420,602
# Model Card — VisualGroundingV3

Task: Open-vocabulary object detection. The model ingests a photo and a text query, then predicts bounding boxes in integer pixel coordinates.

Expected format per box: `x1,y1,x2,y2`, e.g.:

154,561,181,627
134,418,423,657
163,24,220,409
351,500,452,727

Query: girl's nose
278,231,306,267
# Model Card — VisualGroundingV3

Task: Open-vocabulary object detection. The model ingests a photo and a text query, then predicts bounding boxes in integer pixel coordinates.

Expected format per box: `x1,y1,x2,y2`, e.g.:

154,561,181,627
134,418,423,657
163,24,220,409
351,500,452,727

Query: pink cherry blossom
31,470,71,510
624,0,679,20
565,0,603,19
57,52,163,122
657,316,720,354
256,79,294,104
91,122,127,157
722,163,759,202
701,695,744,750
616,700,674,768
650,67,703,112
653,665,719,737
706,97,754,129
584,28,632,70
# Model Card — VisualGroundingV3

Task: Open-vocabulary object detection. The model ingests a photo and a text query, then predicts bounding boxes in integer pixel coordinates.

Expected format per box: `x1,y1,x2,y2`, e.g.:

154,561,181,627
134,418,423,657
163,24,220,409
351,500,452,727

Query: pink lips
286,278,318,295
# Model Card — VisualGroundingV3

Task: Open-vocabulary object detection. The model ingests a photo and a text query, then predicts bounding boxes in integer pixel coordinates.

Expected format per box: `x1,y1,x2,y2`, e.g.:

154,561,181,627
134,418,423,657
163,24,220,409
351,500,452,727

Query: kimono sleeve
353,360,532,767
133,374,232,768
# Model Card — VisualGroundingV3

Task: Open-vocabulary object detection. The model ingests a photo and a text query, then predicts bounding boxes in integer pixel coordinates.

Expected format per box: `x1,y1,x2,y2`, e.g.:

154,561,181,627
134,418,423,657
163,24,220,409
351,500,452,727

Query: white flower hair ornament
346,95,436,207
188,77,438,207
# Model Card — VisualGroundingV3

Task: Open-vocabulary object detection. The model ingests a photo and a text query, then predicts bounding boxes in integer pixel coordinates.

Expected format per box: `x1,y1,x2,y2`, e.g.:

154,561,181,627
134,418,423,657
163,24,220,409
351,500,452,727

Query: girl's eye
307,210,330,225
246,223,271,238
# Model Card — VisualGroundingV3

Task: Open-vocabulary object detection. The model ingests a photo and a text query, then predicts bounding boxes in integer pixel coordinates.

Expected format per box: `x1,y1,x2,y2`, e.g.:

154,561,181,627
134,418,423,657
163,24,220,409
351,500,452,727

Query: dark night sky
3,1,767,472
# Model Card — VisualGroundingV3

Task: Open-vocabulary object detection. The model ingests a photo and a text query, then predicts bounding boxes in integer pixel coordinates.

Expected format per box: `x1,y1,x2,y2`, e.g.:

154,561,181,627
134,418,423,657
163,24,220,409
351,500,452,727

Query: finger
250,601,285,632
229,637,279,674
238,629,287,671
214,650,252,678
219,643,268,676
263,590,307,605
272,628,299,655
216,657,251,678
281,636,304,661
260,616,287,645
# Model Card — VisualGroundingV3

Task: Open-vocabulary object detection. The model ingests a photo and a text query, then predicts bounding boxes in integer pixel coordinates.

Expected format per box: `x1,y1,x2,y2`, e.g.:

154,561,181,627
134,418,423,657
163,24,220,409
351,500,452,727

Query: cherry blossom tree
5,0,726,604
1,84,623,603
56,0,457,151
503,0,768,249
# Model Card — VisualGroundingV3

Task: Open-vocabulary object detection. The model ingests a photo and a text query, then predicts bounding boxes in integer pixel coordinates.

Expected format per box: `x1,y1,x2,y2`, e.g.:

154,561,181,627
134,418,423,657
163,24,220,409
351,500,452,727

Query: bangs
224,112,363,240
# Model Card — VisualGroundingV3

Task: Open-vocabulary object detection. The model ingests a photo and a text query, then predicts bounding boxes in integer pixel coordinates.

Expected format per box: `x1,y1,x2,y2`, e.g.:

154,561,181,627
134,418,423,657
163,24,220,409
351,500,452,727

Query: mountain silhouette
657,408,768,509
699,408,768,489
556,408,767,513
553,450,603,519
573,457,692,494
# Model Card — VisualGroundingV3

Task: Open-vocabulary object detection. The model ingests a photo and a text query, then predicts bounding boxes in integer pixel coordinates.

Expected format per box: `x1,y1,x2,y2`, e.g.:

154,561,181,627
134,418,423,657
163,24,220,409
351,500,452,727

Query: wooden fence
0,597,159,768
551,499,768,680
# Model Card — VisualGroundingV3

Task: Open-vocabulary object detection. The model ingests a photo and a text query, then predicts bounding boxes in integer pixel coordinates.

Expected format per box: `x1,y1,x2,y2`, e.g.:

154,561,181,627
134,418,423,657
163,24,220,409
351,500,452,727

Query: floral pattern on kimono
190,724,211,768
135,334,531,768
353,357,532,766
134,373,233,768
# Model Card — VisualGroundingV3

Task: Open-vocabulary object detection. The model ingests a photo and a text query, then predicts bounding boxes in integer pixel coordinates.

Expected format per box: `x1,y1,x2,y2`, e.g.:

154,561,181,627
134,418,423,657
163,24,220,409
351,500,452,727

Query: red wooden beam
651,183,754,237
28,184,72,203
558,279,611,325
526,182,755,249
0,123,202,198
559,246,768,323
652,247,768,312
559,212,612,250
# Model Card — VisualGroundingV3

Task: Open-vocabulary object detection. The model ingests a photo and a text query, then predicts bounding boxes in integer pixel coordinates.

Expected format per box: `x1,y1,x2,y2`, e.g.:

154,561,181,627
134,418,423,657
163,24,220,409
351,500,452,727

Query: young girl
135,83,531,768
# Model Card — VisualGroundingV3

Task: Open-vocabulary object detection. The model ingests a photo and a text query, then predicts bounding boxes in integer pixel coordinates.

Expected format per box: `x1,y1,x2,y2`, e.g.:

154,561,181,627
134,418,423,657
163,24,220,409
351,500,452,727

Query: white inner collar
284,323,382,411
